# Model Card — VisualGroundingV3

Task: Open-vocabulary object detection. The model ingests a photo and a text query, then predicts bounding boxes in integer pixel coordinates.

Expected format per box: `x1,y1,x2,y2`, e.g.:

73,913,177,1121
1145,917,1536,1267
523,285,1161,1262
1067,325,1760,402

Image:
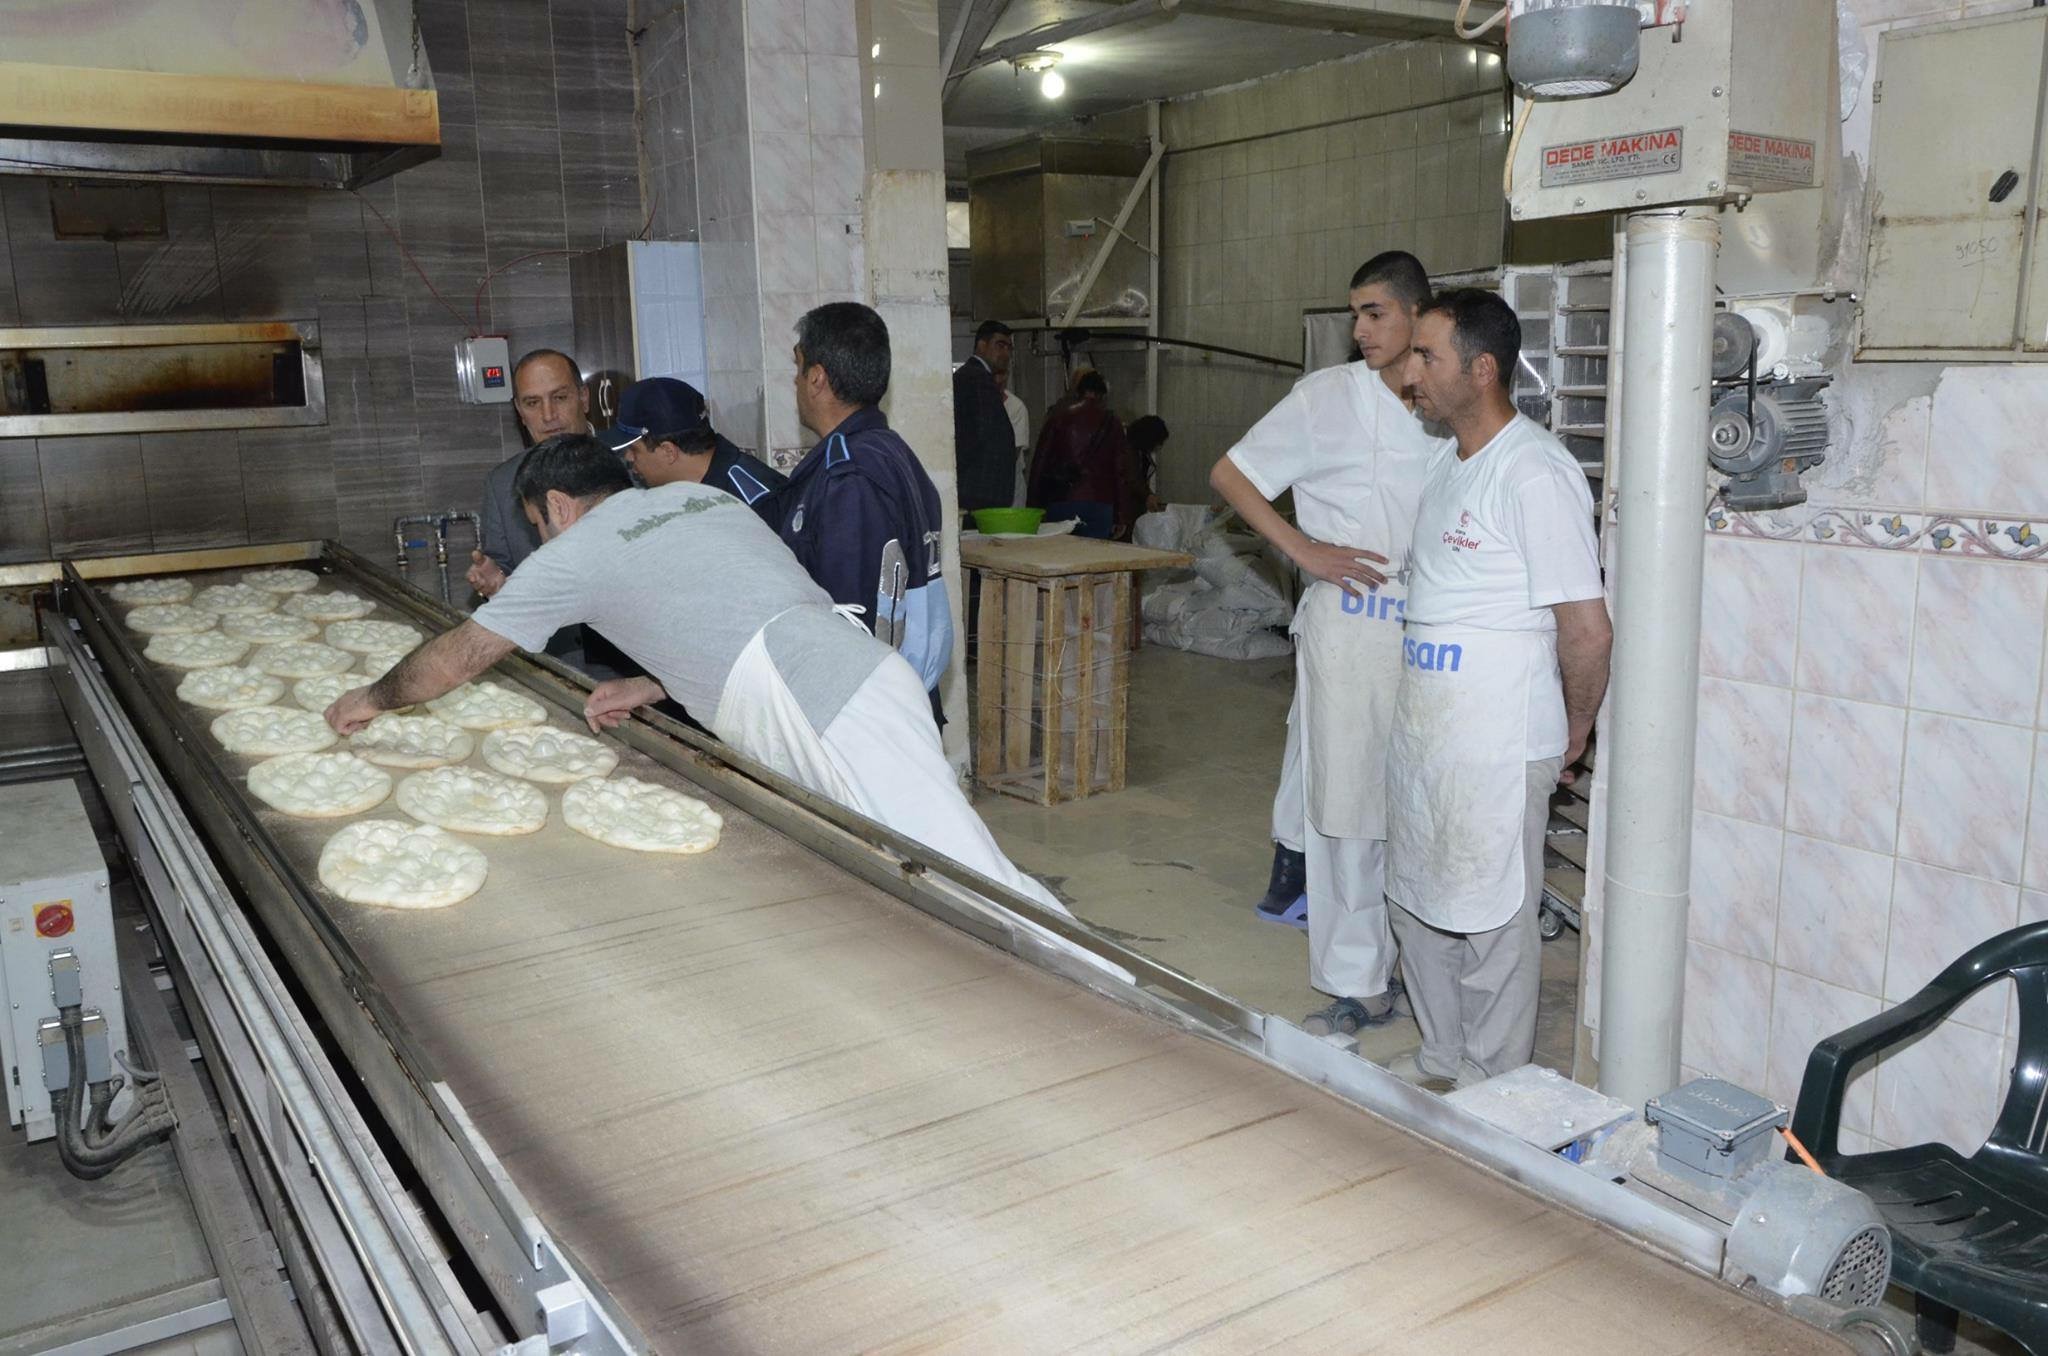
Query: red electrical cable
471,249,580,333
352,190,478,334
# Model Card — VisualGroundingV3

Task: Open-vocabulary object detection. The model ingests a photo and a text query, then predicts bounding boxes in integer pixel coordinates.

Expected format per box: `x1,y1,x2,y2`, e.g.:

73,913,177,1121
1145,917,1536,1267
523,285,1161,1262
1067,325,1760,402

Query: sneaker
1384,1052,1456,1094
1254,892,1308,929
1252,843,1306,920
1302,982,1407,1035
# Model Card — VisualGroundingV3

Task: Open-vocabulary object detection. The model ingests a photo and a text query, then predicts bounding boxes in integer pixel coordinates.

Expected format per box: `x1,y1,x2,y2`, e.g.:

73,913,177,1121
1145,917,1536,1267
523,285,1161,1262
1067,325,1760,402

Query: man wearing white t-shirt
1385,289,1611,1089
1210,252,1449,1037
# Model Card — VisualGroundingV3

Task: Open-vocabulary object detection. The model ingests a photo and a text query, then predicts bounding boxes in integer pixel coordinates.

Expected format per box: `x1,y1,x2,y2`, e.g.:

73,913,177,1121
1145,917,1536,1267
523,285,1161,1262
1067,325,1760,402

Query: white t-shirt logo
1443,508,1483,553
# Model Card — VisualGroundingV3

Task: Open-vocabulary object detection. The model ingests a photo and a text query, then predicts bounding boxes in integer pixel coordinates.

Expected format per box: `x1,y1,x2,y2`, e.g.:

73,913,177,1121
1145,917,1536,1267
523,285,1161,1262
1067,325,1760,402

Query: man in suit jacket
953,319,1018,514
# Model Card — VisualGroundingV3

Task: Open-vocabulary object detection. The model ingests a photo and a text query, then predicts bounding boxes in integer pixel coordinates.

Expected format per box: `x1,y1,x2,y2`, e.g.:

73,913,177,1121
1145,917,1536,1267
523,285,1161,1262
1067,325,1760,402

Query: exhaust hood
0,0,439,190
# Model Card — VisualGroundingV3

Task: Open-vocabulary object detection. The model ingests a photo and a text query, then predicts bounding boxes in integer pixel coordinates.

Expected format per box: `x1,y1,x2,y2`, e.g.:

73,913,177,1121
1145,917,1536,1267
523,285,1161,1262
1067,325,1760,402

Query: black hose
50,1006,175,1179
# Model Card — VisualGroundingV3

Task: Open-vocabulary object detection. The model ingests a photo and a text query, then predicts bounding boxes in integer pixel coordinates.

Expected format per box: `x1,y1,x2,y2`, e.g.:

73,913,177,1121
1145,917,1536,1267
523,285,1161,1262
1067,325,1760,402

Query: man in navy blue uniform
780,302,953,718
608,377,787,524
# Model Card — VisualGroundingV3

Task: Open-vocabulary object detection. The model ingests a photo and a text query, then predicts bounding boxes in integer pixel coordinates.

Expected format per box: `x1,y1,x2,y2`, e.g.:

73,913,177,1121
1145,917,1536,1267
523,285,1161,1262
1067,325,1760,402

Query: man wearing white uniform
1210,252,1448,1037
1386,289,1611,1088
322,435,1102,972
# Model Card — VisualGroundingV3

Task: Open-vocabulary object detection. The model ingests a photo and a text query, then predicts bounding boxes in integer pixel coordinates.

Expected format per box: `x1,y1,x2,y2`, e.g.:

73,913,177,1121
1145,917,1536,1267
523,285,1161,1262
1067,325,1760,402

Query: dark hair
1418,288,1521,391
974,319,1012,344
512,348,580,386
514,433,633,510
1075,370,1109,399
795,302,890,407
1127,415,1169,452
658,427,717,456
1348,251,1431,310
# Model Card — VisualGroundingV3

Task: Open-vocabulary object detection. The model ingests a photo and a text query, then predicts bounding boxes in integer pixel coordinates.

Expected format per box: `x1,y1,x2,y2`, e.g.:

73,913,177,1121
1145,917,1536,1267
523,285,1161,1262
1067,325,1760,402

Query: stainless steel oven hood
0,0,439,190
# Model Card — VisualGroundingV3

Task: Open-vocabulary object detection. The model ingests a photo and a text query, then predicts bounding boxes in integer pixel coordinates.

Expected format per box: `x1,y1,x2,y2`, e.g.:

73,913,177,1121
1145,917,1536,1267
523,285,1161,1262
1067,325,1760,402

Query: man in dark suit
952,319,1018,514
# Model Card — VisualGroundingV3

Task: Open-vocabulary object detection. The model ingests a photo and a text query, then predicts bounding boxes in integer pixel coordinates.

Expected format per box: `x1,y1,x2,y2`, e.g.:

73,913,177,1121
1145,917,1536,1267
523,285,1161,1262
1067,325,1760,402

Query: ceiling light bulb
1041,69,1065,98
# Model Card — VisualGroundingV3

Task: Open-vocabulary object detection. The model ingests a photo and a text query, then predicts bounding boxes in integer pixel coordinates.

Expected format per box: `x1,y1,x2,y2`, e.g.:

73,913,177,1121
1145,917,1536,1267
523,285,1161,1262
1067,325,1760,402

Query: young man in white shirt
1385,288,1611,1089
1209,252,1450,1037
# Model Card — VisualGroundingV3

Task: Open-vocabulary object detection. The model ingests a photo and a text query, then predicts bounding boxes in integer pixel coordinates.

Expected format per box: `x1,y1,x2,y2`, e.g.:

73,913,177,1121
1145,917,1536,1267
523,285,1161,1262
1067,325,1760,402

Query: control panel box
0,779,123,1141
1508,0,1834,222
455,334,513,405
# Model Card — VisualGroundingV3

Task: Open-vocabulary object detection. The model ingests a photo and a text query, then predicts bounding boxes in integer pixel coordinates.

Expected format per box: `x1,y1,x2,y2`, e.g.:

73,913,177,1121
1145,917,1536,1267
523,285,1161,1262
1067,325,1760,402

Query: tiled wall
1584,0,2046,1158
1152,42,1508,501
0,0,646,566
636,5,698,242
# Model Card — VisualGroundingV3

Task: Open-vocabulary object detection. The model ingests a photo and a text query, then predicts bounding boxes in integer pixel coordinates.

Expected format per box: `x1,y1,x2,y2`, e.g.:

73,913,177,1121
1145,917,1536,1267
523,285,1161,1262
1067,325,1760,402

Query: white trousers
1271,682,1304,851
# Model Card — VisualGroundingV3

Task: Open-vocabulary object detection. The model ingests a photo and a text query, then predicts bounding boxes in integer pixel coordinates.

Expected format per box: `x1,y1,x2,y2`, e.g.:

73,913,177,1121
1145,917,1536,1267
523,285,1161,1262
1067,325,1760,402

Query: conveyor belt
57,550,1843,1353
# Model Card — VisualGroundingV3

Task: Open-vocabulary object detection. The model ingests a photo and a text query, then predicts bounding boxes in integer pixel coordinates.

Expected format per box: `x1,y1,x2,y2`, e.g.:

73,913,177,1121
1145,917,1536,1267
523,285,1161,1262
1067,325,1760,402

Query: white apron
1384,622,1553,934
1296,579,1407,841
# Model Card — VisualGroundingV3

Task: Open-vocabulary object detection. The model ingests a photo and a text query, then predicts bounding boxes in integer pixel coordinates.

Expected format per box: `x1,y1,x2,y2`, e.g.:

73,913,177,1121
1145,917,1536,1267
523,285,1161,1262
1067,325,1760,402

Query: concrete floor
976,645,1581,1075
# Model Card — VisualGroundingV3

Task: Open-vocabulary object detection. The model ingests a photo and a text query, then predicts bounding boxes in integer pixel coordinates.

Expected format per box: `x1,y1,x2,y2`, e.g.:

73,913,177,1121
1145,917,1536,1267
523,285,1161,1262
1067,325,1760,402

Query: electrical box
1507,0,1834,222
454,334,513,405
1859,7,2048,360
0,779,124,1142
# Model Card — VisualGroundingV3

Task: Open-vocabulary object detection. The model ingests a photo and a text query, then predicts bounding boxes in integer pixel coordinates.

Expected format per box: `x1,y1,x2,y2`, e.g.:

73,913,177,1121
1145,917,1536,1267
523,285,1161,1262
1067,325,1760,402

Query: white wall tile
807,54,862,132
806,0,858,55
2026,733,2048,891
1765,969,1880,1135
1927,366,2048,518
1682,941,1774,1088
751,133,815,217
757,213,818,294
1700,536,1799,686
1899,712,2035,883
1887,860,2018,1033
747,0,810,53
813,214,864,296
1873,1018,2004,1154
1783,692,1906,854
748,51,811,133
1694,677,1794,826
1910,556,2048,726
1689,812,1783,963
1778,833,1893,997
1794,544,1916,706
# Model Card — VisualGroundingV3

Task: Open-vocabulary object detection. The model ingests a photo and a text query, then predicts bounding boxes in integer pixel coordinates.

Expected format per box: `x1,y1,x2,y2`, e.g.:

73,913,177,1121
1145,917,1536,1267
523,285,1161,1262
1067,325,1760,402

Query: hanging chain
409,0,423,83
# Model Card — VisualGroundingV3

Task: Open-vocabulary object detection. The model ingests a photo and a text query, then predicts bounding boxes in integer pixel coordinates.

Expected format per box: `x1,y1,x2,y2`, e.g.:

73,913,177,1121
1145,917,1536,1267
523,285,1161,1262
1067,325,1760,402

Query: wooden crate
972,569,1132,805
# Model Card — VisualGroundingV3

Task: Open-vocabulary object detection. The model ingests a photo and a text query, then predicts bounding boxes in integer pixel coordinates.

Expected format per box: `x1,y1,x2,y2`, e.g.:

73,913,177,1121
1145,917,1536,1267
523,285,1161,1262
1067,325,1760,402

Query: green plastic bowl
971,507,1046,535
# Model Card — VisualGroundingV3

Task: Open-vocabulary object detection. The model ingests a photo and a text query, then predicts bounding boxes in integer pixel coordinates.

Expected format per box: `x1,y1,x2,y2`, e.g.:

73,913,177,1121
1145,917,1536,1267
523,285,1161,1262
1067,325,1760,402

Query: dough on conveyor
326,618,424,654
177,665,286,711
210,705,339,756
562,776,721,854
481,727,619,784
126,604,215,635
144,631,251,669
394,766,547,836
351,714,474,769
359,650,412,680
249,641,356,678
283,591,375,622
317,820,487,910
248,751,392,818
192,583,279,615
109,577,193,605
292,673,358,713
221,611,321,643
426,682,546,731
241,568,319,594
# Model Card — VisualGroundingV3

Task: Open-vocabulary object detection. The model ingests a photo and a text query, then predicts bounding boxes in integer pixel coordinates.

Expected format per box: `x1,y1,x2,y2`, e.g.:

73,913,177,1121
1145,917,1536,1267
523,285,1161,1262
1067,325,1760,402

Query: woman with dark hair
1025,369,1132,540
1127,414,1170,515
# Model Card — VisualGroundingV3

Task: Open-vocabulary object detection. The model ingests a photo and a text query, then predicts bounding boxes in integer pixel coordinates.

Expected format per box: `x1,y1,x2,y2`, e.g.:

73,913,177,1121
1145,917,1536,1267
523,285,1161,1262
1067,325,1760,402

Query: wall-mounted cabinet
1858,7,2048,361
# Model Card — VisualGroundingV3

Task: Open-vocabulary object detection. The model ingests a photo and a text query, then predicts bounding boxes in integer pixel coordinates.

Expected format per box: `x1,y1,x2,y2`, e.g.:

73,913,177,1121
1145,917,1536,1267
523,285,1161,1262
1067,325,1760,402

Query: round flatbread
191,583,278,615
241,568,319,595
126,604,215,636
358,650,412,680
221,611,320,643
248,752,391,818
177,665,286,710
394,766,547,836
326,618,423,654
317,820,487,910
210,705,338,756
144,631,251,669
350,714,474,769
481,727,619,784
249,641,355,678
109,577,193,605
426,681,546,731
562,776,721,854
283,590,375,622
292,673,357,713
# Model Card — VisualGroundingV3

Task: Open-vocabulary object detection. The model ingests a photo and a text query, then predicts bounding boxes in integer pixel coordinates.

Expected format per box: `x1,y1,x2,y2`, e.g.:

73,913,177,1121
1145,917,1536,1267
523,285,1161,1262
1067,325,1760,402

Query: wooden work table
962,533,1193,804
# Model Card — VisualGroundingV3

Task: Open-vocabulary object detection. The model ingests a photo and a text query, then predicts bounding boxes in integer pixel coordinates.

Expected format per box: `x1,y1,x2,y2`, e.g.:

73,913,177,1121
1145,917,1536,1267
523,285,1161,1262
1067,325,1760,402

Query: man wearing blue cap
608,377,788,525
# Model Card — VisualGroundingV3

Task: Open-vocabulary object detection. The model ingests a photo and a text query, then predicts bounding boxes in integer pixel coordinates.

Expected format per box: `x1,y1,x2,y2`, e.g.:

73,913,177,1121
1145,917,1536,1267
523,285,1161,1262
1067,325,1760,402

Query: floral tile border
1705,502,2048,561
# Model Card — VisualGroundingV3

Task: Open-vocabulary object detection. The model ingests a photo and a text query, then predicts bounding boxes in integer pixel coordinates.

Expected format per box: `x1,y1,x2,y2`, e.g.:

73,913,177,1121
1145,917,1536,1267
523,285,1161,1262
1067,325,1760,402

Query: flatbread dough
247,752,392,818
178,665,287,711
326,618,424,654
292,673,357,713
562,776,722,854
126,604,215,635
144,631,251,669
426,682,546,731
222,611,320,642
394,766,547,836
109,577,193,605
317,820,487,910
359,650,412,680
283,590,376,621
210,706,338,756
192,583,279,615
249,641,356,678
481,727,619,784
242,568,319,594
350,714,474,769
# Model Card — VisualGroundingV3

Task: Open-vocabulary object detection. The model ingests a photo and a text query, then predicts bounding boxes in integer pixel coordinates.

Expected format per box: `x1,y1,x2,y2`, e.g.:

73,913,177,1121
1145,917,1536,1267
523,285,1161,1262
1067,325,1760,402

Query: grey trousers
1389,756,1563,1085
